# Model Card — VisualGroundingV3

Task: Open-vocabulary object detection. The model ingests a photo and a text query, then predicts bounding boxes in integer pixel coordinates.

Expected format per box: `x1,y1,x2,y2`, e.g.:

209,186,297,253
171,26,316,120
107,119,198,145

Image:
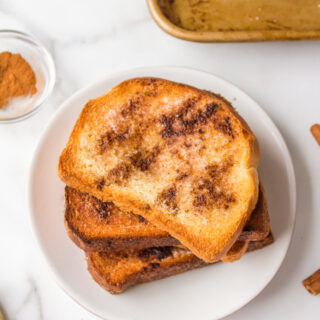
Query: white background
0,1,319,319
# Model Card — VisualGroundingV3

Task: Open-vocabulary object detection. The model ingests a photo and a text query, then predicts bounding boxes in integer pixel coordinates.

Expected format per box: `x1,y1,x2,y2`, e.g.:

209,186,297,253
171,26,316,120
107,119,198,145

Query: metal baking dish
147,0,320,42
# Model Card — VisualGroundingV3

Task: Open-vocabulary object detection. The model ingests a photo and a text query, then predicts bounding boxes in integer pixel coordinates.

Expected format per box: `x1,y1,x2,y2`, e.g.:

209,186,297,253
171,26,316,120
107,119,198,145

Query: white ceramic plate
28,67,296,320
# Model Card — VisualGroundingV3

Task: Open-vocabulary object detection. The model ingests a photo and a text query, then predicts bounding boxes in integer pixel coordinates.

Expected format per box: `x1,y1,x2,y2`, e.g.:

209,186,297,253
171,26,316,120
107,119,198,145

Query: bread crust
221,241,249,262
86,250,206,294
65,219,179,251
86,233,274,294
238,184,270,241
247,232,274,251
58,77,260,262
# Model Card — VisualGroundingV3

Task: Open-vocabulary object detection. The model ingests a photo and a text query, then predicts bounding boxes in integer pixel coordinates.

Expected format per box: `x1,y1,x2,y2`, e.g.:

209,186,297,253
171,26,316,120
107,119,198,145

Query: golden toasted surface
65,186,179,251
87,246,201,294
58,77,259,262
65,184,269,251
65,186,166,237
86,233,274,294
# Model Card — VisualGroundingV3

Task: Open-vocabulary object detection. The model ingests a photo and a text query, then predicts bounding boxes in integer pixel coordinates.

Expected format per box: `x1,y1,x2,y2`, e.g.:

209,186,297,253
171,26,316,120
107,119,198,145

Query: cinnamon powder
0,51,37,109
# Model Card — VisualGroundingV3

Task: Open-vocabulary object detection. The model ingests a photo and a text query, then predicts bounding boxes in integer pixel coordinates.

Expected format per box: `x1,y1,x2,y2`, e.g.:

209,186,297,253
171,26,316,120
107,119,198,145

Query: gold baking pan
147,0,320,42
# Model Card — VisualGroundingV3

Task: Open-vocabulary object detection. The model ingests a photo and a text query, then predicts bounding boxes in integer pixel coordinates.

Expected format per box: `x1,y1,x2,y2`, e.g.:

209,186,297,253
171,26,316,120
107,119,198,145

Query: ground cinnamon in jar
0,51,37,109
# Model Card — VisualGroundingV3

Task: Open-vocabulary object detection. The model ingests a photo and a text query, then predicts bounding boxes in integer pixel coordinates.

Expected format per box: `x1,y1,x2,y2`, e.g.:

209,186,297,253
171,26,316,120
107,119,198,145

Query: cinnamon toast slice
65,184,269,252
58,78,260,262
65,185,178,251
86,233,274,294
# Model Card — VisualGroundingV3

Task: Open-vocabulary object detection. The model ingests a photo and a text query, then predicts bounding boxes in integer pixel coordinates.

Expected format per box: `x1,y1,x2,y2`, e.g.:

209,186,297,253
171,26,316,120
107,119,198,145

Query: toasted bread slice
86,233,274,294
247,232,274,251
64,185,179,252
238,184,270,241
65,184,269,252
58,78,259,262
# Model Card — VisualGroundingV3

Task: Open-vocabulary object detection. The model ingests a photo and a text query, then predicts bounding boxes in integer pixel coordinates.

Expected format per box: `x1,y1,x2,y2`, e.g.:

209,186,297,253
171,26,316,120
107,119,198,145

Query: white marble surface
0,1,319,319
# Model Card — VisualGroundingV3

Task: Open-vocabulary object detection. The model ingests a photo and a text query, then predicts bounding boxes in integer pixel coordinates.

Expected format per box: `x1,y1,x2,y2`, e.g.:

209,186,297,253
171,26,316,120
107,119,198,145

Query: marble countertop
0,1,319,319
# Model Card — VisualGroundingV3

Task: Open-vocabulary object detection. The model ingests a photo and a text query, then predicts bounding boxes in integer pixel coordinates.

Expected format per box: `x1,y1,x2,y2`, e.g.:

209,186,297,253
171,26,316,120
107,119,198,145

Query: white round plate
28,67,296,320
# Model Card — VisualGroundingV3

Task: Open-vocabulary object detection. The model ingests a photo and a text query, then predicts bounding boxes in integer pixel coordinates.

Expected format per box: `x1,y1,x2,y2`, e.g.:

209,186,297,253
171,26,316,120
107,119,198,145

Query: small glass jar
0,30,55,123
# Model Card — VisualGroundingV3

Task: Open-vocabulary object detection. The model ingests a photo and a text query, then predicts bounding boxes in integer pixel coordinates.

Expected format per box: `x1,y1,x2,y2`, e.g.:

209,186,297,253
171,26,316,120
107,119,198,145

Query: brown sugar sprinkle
158,187,177,209
0,51,37,108
93,200,114,219
137,215,146,222
138,247,172,262
159,102,218,138
302,269,320,296
96,178,105,190
107,163,131,185
176,172,188,181
142,262,160,272
130,147,160,171
310,124,320,147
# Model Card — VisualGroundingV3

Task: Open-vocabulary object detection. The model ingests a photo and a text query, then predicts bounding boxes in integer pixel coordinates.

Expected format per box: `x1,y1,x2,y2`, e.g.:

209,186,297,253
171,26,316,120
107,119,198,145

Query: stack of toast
58,78,273,293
